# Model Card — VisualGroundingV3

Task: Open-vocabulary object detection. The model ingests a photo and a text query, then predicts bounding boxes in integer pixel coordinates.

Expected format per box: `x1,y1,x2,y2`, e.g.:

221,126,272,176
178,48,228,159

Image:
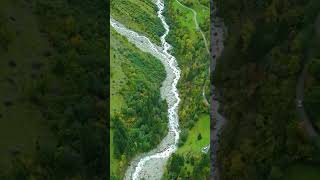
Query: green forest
215,0,320,179
0,0,107,179
163,0,211,179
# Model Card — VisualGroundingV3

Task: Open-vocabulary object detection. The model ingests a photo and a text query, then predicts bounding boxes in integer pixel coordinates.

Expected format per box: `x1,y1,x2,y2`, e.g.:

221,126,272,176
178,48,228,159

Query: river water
110,0,181,179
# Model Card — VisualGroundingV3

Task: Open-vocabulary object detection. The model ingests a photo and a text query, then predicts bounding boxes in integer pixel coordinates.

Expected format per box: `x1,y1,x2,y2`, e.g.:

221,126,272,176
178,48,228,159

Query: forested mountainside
215,0,320,179
0,0,107,179
110,28,168,179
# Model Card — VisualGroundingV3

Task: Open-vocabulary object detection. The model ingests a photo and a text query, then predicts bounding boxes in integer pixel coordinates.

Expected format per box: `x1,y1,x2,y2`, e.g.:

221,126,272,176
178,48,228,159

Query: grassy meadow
177,114,210,154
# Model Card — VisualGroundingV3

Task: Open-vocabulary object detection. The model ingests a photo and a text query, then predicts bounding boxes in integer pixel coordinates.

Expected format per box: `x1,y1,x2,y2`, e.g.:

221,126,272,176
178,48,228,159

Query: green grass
178,0,210,26
163,114,210,179
110,130,120,176
110,32,127,116
177,114,210,154
173,0,210,41
172,0,196,31
110,29,167,178
0,0,55,167
283,164,320,180
110,30,127,177
193,2,209,27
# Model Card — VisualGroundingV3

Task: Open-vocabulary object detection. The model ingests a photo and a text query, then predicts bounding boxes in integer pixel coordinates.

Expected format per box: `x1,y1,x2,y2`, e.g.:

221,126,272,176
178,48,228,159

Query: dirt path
175,0,210,106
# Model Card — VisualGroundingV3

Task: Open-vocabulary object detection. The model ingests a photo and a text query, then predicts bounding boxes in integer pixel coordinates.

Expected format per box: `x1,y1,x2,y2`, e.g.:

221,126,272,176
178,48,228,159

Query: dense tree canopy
214,0,320,179
2,0,107,179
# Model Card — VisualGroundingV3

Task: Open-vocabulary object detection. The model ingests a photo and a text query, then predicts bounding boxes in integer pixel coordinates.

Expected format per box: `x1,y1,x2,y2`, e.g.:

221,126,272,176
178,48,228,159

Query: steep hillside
214,0,320,179
110,26,167,179
0,0,107,179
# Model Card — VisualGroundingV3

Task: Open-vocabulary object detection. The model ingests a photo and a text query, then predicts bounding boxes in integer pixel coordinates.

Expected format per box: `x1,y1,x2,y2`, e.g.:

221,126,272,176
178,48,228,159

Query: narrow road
296,62,318,138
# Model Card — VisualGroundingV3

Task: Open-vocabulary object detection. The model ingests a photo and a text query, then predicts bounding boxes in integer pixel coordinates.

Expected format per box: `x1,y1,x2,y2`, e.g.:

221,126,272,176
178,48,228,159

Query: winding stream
111,0,181,179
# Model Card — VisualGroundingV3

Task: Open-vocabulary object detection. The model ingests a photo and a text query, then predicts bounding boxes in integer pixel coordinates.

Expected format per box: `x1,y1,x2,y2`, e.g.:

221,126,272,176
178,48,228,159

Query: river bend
111,0,181,179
